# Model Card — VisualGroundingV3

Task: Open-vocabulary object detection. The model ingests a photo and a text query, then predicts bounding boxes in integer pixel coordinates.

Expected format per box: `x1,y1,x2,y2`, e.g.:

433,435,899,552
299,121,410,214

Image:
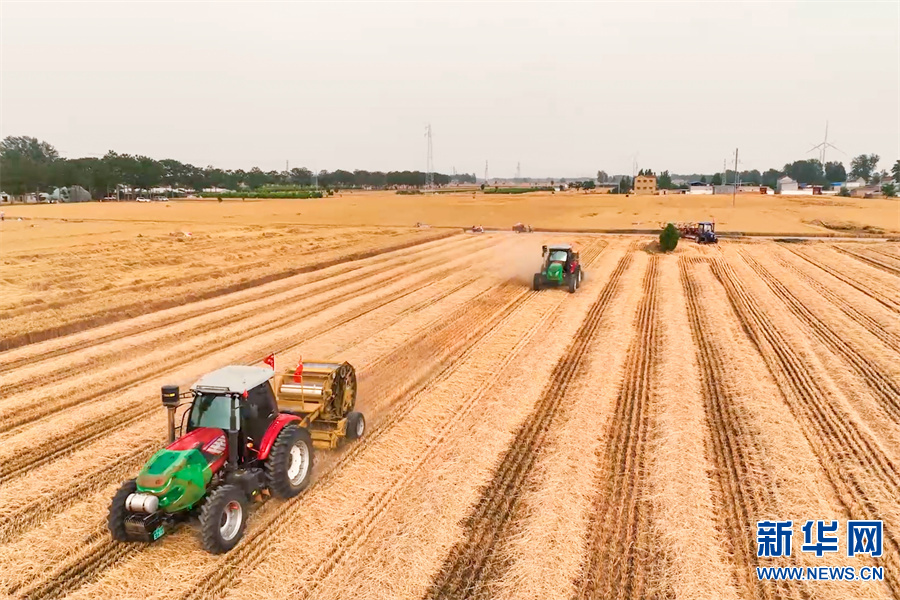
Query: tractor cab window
549,250,568,262
189,393,238,431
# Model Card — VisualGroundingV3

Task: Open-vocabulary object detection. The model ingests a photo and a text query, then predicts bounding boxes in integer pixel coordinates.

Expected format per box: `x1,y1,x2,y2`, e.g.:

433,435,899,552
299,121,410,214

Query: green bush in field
659,223,680,252
198,191,324,199
483,186,554,194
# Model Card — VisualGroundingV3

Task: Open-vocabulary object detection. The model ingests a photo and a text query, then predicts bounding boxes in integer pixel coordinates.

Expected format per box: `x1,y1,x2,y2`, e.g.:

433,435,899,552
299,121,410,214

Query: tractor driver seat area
241,383,279,447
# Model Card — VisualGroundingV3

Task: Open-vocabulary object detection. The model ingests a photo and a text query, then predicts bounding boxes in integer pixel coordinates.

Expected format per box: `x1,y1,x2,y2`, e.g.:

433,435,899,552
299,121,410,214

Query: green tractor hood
135,427,227,513
546,262,564,282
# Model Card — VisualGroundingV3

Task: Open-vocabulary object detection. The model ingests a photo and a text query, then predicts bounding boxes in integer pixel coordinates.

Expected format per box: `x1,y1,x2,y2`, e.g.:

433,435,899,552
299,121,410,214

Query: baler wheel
200,484,248,554
107,479,137,541
265,424,314,498
346,411,366,440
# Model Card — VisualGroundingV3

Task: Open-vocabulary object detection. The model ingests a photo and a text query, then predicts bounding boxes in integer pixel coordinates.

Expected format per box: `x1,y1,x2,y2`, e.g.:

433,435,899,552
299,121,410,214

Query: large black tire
346,411,366,441
568,273,578,293
533,273,542,291
265,424,314,498
199,484,248,554
108,479,137,542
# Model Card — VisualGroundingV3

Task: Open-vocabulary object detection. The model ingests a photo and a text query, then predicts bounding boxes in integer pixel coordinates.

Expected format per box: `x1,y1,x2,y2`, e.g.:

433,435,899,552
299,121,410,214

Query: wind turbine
807,121,843,166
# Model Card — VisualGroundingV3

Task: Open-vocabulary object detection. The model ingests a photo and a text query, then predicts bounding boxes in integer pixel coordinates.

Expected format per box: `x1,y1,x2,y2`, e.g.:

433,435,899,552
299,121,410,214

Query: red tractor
108,361,363,553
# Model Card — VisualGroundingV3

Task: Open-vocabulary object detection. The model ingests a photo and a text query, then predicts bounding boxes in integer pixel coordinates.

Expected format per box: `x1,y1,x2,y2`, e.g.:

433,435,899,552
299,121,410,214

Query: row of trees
606,155,896,192
0,136,477,198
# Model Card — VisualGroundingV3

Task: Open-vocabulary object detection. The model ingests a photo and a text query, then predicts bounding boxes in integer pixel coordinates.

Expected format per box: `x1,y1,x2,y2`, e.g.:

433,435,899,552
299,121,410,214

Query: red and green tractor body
533,244,583,293
109,361,364,553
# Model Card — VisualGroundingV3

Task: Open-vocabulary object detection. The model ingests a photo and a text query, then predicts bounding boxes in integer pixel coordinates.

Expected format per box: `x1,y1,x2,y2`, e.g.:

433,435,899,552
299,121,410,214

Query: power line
424,124,434,192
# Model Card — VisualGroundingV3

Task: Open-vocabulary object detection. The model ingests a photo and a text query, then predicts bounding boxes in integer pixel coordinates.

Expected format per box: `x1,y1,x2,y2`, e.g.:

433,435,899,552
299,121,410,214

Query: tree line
0,136,477,198
599,155,898,192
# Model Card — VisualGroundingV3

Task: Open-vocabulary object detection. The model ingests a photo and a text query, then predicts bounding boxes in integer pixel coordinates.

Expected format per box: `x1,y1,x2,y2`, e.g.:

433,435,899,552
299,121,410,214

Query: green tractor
533,244,583,293
108,360,364,553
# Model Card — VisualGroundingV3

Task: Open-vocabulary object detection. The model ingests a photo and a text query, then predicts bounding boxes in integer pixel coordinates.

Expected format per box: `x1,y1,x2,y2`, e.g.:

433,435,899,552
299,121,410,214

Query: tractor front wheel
200,484,248,554
265,424,314,498
533,273,542,291
346,411,366,440
108,479,137,542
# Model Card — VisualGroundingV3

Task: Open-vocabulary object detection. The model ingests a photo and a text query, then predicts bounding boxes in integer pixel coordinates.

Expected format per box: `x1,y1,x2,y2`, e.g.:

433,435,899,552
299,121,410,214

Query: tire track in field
0,236,498,435
832,245,900,277
770,253,900,353
0,235,490,415
0,233,466,378
779,244,900,313
424,251,633,600
711,257,900,596
0,231,459,353
8,258,565,600
174,239,608,600
679,259,807,600
740,251,900,421
0,261,476,482
867,246,900,262
572,256,662,600
0,275,484,544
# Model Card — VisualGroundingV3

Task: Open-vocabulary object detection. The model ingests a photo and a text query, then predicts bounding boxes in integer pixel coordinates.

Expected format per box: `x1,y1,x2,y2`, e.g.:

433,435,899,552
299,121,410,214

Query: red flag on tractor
263,354,275,370
293,357,303,383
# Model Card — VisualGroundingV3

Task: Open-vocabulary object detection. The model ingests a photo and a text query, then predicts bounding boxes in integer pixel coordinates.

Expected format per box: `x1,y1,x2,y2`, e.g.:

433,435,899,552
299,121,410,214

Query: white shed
776,176,798,193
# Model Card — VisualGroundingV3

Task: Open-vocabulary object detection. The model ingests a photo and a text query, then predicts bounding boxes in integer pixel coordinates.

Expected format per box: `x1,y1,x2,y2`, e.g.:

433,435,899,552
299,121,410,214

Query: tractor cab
187,365,279,451
535,244,582,293
697,222,718,244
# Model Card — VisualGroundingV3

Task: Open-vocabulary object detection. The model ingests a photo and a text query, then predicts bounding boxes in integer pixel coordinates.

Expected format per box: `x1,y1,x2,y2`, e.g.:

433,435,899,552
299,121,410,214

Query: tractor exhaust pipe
161,385,179,444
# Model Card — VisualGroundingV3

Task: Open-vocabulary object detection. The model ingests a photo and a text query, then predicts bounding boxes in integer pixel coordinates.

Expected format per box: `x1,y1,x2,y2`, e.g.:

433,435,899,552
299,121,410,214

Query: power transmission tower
425,124,434,192
732,148,739,207
515,162,521,181
484,160,489,185
807,121,842,166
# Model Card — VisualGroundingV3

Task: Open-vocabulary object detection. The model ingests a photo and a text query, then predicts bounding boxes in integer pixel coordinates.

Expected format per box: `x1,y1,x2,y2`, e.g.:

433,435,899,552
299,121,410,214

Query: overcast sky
1,1,898,177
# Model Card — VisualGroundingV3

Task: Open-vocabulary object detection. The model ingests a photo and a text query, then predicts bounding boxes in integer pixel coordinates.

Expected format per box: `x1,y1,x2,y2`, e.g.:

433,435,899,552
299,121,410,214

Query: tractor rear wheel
199,484,248,554
533,273,542,291
568,274,578,293
265,424,314,498
108,479,137,542
346,411,366,440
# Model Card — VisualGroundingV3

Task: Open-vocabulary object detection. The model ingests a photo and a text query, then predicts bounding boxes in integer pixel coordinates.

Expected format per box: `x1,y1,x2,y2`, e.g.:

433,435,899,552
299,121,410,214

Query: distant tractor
697,222,718,244
512,223,533,233
471,225,485,233
533,244,582,293
108,360,363,553
676,221,718,244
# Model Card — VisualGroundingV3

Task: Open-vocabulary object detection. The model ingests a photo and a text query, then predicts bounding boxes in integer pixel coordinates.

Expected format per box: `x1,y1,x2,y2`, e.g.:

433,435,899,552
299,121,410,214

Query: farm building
776,176,798,193
633,175,657,195
851,185,884,198
688,181,713,195
714,184,765,194
50,186,92,202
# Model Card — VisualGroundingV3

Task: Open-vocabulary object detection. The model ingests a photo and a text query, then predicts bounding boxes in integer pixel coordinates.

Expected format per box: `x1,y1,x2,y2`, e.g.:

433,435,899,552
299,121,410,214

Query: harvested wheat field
1,213,899,600
6,189,899,235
